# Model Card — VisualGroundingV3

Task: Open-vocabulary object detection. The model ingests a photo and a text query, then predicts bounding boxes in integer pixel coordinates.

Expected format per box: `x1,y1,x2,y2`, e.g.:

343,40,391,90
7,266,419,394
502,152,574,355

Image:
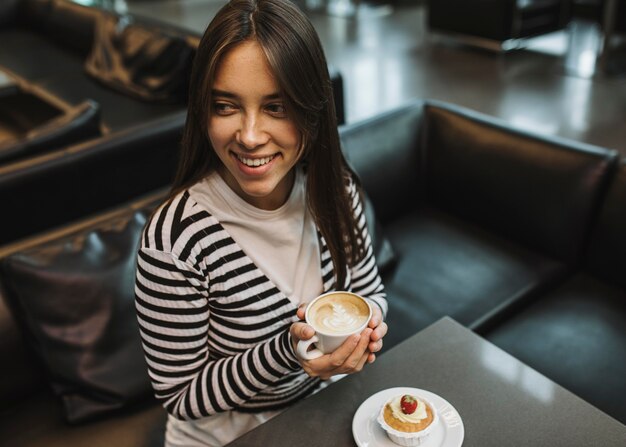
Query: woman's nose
237,114,269,149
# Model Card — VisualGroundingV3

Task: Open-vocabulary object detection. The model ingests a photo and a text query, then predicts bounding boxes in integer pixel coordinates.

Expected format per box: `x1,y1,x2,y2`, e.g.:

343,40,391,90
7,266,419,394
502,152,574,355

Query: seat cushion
381,208,567,349
486,273,626,424
0,206,156,423
0,390,165,447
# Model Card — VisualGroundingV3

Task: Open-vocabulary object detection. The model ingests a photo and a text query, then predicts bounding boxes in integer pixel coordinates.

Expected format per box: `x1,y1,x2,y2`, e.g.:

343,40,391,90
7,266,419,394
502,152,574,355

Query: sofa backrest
586,160,626,288
42,0,102,56
0,111,185,246
339,101,425,224
12,0,116,58
421,102,618,265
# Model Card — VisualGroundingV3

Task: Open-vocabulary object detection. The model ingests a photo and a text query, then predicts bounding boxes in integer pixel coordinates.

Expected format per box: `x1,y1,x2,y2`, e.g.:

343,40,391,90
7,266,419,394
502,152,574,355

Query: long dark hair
171,0,363,287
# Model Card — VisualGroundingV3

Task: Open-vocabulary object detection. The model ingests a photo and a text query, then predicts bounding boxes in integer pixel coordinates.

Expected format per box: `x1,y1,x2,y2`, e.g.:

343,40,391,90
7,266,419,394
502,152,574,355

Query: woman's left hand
295,300,387,364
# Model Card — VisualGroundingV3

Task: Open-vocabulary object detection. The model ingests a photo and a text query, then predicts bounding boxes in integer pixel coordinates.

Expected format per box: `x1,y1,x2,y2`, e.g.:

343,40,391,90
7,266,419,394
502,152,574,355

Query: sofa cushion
340,101,424,225
381,207,567,349
422,104,617,265
0,207,155,423
486,273,626,425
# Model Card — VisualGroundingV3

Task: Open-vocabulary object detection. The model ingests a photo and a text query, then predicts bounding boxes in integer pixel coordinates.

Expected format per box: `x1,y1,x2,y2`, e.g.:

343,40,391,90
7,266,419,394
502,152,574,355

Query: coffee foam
308,294,370,334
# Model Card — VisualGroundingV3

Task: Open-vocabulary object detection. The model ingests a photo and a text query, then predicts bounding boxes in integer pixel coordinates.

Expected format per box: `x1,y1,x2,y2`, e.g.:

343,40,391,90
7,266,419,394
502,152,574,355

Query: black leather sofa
1,99,624,447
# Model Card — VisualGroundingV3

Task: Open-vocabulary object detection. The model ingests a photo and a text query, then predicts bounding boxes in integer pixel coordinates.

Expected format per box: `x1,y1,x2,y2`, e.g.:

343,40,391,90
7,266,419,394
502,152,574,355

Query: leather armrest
0,100,102,164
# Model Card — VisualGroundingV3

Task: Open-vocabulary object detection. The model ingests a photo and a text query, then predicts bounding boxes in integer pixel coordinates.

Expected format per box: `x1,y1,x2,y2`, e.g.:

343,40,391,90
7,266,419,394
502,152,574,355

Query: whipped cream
389,396,428,423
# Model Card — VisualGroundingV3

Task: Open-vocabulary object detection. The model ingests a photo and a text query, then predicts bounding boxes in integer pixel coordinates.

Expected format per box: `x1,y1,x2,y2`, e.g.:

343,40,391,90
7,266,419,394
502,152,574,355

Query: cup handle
296,335,323,360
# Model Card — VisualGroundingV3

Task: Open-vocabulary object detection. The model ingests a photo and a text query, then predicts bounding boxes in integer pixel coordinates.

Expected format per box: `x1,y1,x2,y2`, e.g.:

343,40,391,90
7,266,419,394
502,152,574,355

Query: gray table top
227,317,626,446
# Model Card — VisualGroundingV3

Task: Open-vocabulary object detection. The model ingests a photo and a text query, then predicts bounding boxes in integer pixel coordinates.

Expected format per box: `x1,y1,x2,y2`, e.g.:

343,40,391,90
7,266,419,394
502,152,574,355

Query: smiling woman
134,1,388,446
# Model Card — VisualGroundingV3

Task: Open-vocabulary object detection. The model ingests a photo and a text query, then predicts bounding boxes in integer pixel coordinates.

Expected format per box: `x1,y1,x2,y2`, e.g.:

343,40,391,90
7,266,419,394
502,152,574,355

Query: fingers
370,323,388,350
330,329,372,371
368,305,383,329
290,321,315,343
296,302,307,320
327,333,362,367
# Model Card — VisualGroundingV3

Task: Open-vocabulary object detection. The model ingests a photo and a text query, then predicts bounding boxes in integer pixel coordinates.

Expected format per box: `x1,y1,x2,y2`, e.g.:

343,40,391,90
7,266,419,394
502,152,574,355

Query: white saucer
352,387,464,447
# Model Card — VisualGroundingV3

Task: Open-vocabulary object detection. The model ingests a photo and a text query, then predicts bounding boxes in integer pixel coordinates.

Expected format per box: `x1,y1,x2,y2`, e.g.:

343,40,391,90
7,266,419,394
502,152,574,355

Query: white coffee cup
296,291,372,360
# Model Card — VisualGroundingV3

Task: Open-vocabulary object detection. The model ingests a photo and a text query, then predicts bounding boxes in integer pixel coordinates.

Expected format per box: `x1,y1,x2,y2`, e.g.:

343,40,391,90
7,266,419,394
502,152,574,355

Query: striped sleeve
347,179,388,318
135,199,301,420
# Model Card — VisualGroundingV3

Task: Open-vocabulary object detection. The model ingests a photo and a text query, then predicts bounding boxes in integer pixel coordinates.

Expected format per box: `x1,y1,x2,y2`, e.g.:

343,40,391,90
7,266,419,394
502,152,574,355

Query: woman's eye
266,103,286,116
213,102,236,115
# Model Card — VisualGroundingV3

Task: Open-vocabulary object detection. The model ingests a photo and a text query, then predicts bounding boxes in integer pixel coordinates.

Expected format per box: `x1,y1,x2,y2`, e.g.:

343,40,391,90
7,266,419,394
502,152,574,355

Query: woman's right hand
289,317,372,381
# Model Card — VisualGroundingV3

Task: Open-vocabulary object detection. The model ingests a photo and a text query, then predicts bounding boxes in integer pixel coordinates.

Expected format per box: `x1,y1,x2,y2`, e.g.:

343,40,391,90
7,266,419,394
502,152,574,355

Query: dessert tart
377,394,438,446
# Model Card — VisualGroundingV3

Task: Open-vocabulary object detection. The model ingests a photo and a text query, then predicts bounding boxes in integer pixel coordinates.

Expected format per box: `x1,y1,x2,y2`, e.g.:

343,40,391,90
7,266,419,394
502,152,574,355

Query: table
227,317,626,446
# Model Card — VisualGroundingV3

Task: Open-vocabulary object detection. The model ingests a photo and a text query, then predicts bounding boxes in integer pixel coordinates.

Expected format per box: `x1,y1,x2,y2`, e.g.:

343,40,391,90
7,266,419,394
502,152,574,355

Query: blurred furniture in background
568,0,626,73
596,0,626,73
0,0,195,167
426,0,571,50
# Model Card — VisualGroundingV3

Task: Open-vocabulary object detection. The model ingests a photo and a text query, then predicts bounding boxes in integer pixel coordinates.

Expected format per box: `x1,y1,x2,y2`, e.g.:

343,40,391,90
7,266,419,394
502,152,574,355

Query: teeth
237,154,275,167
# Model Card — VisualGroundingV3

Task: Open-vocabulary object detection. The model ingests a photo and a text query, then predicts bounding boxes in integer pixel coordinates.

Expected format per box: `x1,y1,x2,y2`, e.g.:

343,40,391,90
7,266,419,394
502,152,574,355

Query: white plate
352,387,464,447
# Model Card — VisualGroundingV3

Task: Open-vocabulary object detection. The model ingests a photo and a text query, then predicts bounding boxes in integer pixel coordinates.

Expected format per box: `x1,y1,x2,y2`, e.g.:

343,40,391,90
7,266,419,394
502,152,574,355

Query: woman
134,0,388,445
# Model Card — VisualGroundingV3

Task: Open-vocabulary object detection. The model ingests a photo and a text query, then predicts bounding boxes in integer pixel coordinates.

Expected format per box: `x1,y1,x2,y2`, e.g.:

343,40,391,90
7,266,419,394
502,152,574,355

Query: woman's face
208,40,302,210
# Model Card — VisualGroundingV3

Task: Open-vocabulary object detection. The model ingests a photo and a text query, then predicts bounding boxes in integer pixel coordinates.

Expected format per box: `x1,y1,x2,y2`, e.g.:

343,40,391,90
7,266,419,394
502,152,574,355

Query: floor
109,0,626,156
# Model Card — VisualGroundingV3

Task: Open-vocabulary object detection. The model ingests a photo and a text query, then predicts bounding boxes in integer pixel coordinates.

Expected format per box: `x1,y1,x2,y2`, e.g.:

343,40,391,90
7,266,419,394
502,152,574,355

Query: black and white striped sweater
135,178,387,420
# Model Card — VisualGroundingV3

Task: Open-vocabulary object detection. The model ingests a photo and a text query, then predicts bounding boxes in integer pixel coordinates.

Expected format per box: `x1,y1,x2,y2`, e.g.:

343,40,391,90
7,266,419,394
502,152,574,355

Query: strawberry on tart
377,393,439,446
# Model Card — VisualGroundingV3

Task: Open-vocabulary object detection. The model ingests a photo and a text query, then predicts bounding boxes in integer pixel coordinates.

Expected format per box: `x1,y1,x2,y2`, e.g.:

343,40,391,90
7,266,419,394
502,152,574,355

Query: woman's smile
232,151,280,173
234,153,277,168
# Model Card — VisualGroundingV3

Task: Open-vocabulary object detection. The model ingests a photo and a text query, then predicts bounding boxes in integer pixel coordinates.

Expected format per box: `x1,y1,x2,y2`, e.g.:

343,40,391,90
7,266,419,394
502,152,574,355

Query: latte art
308,293,370,335
318,302,367,332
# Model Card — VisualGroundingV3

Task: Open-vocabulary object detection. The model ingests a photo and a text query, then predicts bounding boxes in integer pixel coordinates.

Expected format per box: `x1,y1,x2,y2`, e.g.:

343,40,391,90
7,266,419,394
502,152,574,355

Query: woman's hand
365,303,388,363
290,301,387,380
